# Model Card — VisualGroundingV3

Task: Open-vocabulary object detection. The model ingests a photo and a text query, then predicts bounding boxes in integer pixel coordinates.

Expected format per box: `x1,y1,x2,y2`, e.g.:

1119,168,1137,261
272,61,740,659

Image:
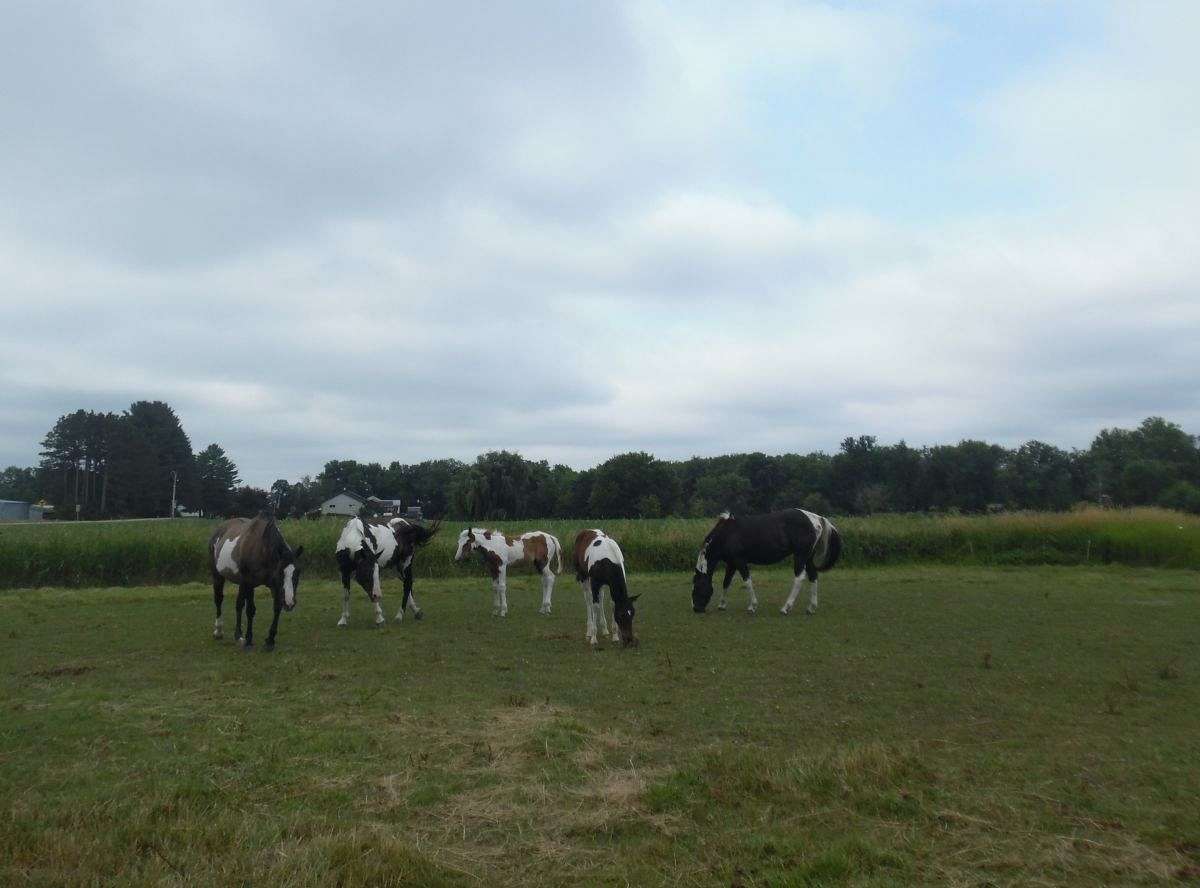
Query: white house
319,490,366,517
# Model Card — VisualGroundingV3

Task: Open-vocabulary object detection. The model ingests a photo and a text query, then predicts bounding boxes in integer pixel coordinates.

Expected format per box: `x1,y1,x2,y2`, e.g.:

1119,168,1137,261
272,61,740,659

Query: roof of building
324,490,366,503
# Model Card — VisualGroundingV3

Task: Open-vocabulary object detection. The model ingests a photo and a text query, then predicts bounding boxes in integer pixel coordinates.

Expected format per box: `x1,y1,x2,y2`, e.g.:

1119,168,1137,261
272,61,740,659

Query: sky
2,1,1198,487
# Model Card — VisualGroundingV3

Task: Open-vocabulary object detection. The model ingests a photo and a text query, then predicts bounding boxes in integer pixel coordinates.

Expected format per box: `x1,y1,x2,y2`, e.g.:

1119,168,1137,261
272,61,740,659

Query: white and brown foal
453,528,562,616
573,529,639,647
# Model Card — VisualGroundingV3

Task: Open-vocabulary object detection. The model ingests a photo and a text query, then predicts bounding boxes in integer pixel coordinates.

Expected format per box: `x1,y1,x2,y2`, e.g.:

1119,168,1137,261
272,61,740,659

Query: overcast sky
2,1,1198,486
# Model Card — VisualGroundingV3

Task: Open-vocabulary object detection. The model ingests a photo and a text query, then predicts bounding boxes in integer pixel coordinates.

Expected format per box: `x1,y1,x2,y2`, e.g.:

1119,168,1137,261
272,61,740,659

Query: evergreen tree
196,444,241,516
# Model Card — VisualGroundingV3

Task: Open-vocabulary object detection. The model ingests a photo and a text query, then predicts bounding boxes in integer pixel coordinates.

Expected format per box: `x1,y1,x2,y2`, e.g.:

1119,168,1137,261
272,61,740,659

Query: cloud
0,1,1197,485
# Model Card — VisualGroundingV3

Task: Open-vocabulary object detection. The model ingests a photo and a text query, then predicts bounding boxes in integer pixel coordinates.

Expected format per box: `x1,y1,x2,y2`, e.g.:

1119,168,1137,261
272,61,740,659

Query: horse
335,516,441,626
453,528,562,616
209,512,305,651
692,508,841,615
573,529,639,647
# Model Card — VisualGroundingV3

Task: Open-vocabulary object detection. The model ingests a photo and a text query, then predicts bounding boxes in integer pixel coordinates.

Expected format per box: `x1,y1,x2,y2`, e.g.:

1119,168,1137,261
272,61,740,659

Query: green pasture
3,565,1199,886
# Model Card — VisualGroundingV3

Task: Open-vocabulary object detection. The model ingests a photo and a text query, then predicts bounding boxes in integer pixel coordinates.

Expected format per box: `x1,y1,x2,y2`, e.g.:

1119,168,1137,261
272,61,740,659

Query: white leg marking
498,567,508,617
338,584,351,626
596,586,610,638
373,597,385,624
398,593,420,622
745,576,758,613
539,568,554,614
717,584,728,611
583,581,597,644
213,616,223,639
782,575,805,615
492,579,501,616
806,577,819,615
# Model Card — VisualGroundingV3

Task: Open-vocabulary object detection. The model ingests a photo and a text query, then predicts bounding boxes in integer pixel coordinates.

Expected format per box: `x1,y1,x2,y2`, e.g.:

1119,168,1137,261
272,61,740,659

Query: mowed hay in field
1,507,1198,588
2,566,1199,886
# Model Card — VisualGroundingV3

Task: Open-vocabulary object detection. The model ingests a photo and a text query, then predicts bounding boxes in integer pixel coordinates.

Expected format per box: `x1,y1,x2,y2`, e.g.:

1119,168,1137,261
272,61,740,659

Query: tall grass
0,508,1196,589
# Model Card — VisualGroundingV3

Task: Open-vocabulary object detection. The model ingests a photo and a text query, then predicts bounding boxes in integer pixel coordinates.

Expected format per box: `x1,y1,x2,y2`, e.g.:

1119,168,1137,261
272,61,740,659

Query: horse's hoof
263,642,275,653
374,617,386,626
747,607,757,615
213,631,223,640
805,609,816,616
240,641,254,651
717,603,727,611
336,619,348,628
780,607,791,616
414,610,424,621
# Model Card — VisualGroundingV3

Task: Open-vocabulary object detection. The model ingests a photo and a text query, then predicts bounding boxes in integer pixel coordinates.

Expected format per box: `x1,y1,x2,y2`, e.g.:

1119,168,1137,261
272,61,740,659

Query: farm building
366,496,423,520
0,500,47,522
319,490,366,517
317,491,423,519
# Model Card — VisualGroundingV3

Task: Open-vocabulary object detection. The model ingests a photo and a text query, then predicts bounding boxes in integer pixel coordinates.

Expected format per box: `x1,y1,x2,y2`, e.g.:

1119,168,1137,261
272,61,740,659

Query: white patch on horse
719,510,731,520
696,547,708,573
283,564,296,607
215,536,240,579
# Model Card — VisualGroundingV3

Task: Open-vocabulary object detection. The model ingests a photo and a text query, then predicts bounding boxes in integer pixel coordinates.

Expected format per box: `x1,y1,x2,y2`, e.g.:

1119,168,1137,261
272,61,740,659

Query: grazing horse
692,508,841,615
453,528,562,616
209,512,305,651
335,516,441,626
573,529,639,647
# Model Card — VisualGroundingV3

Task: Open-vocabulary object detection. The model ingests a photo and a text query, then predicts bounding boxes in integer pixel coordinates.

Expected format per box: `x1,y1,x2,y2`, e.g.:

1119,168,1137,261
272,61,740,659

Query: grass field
2,507,1198,588
3,565,1199,886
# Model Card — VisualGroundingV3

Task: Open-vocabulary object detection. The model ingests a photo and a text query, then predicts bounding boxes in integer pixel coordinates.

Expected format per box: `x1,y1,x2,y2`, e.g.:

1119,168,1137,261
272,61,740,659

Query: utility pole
170,470,178,518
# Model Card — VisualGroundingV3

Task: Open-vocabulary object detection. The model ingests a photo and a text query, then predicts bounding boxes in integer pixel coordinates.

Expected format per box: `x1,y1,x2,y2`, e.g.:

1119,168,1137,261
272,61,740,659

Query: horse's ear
293,545,305,559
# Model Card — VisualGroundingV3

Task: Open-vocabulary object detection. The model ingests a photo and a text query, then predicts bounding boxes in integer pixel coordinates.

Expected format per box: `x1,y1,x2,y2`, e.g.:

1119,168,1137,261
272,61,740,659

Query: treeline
2,406,1198,520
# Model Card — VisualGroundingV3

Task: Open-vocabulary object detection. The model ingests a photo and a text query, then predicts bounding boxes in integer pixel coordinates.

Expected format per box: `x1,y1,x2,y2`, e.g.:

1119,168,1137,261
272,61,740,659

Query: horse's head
280,545,304,611
454,528,477,561
691,557,714,613
613,594,641,647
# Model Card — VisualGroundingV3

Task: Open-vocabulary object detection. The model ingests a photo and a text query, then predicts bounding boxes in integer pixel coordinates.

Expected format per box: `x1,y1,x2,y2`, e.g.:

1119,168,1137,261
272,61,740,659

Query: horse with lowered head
209,512,305,651
573,529,639,647
692,508,841,615
335,515,440,626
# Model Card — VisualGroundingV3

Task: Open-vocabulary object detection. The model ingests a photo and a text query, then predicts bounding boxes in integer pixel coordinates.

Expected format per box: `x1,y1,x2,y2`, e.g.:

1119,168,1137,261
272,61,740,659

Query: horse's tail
409,518,442,548
816,520,842,572
549,533,563,574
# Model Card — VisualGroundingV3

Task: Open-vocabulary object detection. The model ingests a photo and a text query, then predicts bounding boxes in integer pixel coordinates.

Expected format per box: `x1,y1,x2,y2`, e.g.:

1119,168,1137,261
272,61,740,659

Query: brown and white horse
573,529,639,647
209,512,305,651
453,528,562,616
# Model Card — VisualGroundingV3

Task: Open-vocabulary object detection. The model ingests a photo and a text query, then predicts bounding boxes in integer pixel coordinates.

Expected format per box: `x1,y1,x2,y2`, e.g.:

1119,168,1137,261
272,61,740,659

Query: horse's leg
368,560,386,626
582,580,596,643
264,594,283,652
804,561,819,615
398,561,422,621
497,565,509,617
212,575,225,640
235,585,248,641
338,563,352,627
717,564,736,610
595,583,610,638
534,559,552,614
243,587,257,648
607,587,619,640
739,564,757,613
781,554,805,615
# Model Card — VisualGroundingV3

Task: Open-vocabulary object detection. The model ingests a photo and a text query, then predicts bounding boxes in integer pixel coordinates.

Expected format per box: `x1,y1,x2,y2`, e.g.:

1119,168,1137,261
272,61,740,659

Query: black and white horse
209,512,305,651
572,529,639,647
335,516,440,625
692,508,841,615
